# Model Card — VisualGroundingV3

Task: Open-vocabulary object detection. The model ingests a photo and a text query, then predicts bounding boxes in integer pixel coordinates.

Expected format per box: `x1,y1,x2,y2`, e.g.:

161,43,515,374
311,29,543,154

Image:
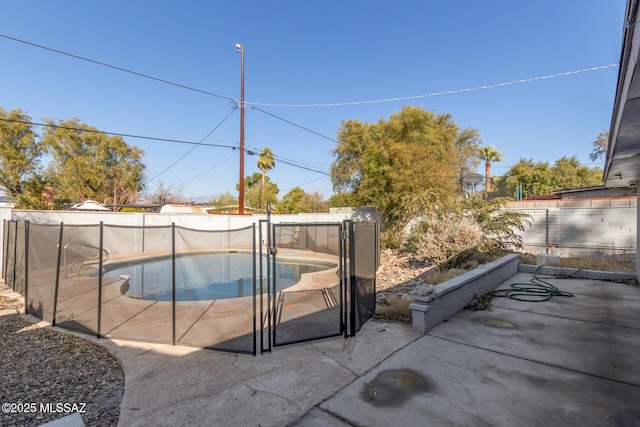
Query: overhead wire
272,153,330,174
1,32,618,195
280,175,329,193
271,157,329,175
0,33,236,103
0,33,616,110
251,106,337,142
178,152,239,187
145,108,237,184
243,147,329,175
0,117,329,180
246,64,619,107
247,144,329,171
0,117,238,149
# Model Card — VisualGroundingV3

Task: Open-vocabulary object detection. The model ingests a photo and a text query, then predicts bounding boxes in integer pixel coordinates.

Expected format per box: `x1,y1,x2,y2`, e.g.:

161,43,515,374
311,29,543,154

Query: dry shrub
425,268,468,285
400,195,530,268
405,213,483,264
375,294,413,322
0,295,23,310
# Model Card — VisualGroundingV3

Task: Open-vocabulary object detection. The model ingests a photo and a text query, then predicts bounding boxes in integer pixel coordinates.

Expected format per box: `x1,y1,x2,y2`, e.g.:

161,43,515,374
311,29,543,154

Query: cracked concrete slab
302,275,640,426
81,318,420,426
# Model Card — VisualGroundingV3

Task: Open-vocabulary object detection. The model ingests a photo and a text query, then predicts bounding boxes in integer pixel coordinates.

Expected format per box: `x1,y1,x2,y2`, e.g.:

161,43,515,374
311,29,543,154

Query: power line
145,108,237,183
251,106,337,143
0,33,236,103
272,156,329,175
1,117,330,178
1,33,618,112
245,148,330,175
247,145,329,171
178,152,239,187
273,154,330,174
280,175,329,193
0,117,238,149
243,148,329,175
247,64,619,107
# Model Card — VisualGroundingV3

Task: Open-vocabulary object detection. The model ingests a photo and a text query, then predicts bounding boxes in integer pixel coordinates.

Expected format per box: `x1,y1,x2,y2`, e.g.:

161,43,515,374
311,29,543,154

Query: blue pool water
104,252,333,301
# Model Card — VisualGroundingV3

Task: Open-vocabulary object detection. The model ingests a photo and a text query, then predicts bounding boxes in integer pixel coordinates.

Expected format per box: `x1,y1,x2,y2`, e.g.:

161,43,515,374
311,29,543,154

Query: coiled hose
492,266,575,302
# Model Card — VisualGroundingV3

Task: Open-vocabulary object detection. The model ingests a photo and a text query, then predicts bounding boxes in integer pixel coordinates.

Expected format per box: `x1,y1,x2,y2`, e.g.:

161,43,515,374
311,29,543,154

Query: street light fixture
234,43,245,214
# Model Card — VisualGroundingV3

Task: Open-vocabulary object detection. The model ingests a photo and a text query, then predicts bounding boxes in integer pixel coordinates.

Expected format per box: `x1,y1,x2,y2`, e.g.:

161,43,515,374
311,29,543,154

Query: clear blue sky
0,1,627,201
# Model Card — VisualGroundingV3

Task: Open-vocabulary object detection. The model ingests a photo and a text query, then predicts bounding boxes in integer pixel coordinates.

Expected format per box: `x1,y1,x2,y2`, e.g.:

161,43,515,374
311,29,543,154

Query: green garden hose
492,266,575,302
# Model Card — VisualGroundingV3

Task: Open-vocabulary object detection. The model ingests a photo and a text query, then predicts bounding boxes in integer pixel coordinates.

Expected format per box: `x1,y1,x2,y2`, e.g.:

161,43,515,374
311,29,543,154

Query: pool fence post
252,223,257,356
340,221,347,337
12,220,18,291
24,221,29,315
267,202,277,346
258,220,265,353
2,220,7,280
97,221,104,338
171,222,176,346
348,220,356,337
52,222,64,327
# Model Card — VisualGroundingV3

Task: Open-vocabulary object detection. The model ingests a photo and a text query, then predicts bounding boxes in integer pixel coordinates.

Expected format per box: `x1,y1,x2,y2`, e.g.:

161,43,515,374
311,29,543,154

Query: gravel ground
0,296,124,427
376,249,436,294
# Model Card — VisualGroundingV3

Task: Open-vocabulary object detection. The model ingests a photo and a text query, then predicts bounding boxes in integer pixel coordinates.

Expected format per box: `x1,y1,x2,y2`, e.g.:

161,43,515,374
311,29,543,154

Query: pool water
104,252,333,301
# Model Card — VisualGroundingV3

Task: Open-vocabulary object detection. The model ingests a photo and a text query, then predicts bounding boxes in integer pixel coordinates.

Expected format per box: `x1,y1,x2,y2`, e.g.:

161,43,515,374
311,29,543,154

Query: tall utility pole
235,43,245,214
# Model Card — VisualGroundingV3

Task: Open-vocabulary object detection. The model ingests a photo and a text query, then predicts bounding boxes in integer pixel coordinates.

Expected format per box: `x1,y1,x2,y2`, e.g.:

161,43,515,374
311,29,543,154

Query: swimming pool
104,252,334,302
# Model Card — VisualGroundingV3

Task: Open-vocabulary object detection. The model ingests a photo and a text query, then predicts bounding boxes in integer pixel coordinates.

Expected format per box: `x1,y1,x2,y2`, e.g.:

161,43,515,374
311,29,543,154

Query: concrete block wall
507,205,636,256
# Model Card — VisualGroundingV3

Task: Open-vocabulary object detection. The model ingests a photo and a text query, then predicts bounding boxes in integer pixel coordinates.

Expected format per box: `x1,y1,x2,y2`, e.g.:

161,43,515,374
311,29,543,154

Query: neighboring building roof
159,204,208,214
554,186,636,199
525,186,636,201
69,200,110,211
524,193,561,201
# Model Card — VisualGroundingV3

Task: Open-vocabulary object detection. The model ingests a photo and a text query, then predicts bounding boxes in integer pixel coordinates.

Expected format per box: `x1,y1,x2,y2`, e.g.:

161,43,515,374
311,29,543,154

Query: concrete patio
297,271,640,426
3,268,640,426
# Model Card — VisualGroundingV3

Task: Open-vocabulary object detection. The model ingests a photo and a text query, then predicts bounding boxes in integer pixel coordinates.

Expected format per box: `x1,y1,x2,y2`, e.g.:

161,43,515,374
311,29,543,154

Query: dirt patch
375,250,443,322
0,295,23,310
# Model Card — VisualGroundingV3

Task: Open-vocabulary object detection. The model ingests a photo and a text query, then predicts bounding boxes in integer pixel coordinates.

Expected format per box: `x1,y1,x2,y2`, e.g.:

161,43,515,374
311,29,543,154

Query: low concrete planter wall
410,253,519,333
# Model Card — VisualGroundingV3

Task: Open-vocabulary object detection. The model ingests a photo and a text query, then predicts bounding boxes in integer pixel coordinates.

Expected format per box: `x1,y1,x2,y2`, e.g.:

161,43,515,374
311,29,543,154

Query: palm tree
257,147,275,210
479,145,503,193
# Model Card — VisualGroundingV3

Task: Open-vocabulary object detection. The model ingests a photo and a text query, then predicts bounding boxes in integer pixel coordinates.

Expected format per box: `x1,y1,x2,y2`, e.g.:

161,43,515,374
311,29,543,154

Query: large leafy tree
330,106,481,226
238,172,278,211
455,128,483,191
551,156,603,190
505,159,554,197
479,145,504,193
505,156,603,198
590,130,609,162
279,187,328,213
41,118,146,205
0,108,46,208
